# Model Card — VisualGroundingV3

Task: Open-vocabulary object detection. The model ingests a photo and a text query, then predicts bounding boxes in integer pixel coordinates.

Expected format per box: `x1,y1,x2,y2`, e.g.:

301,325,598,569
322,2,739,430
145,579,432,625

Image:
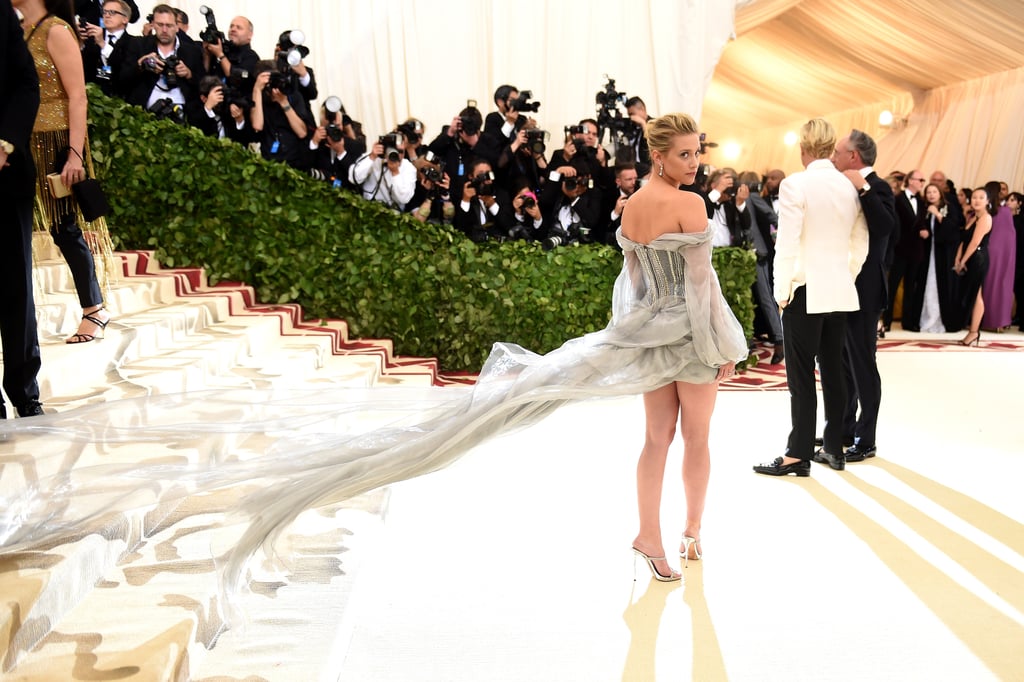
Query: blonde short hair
645,113,700,155
799,118,836,160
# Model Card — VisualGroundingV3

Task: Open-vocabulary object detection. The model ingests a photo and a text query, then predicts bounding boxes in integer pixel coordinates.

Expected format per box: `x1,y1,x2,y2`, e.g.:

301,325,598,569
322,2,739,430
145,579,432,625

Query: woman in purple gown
980,181,1016,330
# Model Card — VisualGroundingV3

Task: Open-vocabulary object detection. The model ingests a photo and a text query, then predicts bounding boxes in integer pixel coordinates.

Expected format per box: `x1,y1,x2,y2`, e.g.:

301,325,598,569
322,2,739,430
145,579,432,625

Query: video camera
594,75,642,144
198,5,225,44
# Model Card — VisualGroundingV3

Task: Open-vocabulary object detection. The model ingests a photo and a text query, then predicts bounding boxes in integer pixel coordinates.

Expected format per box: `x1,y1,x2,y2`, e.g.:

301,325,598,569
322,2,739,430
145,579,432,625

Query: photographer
454,159,513,242
308,100,363,191
404,152,454,224
738,170,784,358
539,169,602,248
79,0,135,97
624,96,652,177
510,181,544,241
121,4,203,112
427,105,497,194
203,14,259,93
484,85,538,141
495,123,549,197
706,168,752,248
173,9,195,44
349,132,417,210
603,162,639,242
396,118,427,164
186,75,250,143
274,30,317,111
251,61,315,170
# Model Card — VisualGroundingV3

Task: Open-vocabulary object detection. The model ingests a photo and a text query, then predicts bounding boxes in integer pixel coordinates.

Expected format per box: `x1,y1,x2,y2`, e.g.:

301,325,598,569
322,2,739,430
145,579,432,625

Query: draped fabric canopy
704,0,1024,189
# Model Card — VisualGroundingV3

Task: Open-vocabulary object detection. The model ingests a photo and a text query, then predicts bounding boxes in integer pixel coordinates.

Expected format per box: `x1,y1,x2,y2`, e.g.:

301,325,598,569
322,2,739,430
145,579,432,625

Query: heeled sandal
680,535,702,568
632,547,680,582
66,306,110,344
960,330,980,347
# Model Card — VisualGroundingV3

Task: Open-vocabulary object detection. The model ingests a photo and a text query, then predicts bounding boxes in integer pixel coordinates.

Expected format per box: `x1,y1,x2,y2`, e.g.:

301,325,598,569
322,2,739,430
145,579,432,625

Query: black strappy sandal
66,306,110,344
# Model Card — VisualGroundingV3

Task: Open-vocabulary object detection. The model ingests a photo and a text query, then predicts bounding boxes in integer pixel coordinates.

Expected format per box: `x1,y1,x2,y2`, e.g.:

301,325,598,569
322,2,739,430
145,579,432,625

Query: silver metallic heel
632,547,680,582
680,535,702,568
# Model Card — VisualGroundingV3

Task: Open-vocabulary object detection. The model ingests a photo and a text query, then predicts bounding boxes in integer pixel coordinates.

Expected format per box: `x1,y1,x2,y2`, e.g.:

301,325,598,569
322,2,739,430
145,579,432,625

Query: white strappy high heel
632,547,681,582
680,535,702,568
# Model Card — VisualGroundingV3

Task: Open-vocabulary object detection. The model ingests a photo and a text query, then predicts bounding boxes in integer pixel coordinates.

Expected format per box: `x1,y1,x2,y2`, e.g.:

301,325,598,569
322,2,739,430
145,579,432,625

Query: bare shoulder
676,189,709,233
623,185,708,240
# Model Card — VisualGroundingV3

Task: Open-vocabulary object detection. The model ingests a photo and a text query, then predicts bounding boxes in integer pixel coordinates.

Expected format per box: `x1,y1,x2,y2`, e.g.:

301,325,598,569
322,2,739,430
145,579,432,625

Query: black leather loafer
15,402,44,418
811,448,845,471
753,457,811,477
844,444,877,462
814,436,854,449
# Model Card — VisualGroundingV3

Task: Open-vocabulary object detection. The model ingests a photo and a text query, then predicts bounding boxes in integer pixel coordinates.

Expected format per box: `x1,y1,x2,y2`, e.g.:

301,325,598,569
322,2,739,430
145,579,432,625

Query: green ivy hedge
86,88,756,372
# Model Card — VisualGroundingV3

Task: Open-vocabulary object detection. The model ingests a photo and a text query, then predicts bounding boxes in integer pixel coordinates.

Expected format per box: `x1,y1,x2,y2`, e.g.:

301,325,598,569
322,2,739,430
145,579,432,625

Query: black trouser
51,214,102,308
782,287,848,460
843,305,882,448
0,197,42,416
753,258,784,342
884,254,921,329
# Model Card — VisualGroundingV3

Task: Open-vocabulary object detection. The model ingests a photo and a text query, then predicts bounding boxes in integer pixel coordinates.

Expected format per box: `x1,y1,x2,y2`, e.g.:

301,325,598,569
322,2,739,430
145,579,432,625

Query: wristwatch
859,182,870,196
0,139,13,155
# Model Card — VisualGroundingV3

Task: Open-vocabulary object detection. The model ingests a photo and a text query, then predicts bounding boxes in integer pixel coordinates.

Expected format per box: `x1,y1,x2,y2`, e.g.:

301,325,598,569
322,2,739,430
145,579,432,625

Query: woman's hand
715,361,737,382
61,150,85,188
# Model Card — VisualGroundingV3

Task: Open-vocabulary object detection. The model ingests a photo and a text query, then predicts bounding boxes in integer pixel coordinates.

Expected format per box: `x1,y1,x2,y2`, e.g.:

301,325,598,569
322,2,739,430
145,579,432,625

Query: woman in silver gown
0,114,747,596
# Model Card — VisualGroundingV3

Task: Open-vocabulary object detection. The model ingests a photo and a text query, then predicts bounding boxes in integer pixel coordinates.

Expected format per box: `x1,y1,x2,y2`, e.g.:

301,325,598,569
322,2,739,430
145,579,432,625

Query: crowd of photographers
81,2,671,248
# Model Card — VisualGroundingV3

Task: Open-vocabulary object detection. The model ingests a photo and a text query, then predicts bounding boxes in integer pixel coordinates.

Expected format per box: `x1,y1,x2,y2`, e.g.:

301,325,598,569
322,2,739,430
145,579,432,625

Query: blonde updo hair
644,113,700,154
799,118,836,160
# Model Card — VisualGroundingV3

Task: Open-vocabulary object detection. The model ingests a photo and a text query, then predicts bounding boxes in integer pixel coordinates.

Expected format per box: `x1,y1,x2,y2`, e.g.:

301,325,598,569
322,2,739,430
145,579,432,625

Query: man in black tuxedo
75,0,139,25
454,159,514,242
705,168,752,248
79,0,135,97
831,129,895,462
885,169,928,331
0,0,44,418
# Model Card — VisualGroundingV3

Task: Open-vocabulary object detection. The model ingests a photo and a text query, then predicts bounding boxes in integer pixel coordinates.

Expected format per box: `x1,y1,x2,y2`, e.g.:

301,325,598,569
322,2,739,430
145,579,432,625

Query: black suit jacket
121,35,205,108
854,172,897,311
312,142,360,191
454,189,514,242
82,30,136,97
0,0,41,199
893,190,927,262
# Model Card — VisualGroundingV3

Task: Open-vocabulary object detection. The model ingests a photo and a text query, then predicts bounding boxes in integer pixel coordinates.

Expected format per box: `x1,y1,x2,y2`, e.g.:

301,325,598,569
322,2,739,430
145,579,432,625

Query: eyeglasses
102,9,127,16
910,176,926,182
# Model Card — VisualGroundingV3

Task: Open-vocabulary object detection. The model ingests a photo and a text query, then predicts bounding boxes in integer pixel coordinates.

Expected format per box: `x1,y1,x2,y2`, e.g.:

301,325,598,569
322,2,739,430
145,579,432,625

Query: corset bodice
632,245,687,304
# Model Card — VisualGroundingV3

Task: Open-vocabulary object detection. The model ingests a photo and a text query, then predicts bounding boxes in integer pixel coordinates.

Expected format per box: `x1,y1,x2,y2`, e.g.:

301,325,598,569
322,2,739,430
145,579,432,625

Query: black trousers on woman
51,214,102,308
782,286,848,460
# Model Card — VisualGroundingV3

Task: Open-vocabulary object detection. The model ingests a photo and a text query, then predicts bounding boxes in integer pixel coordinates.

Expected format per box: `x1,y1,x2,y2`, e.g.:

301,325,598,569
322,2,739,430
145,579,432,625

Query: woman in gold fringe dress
16,0,112,343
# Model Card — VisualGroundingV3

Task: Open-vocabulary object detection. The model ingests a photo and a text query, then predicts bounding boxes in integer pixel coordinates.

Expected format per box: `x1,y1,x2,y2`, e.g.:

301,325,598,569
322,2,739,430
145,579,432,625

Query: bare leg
675,380,719,557
963,287,984,343
633,382,681,579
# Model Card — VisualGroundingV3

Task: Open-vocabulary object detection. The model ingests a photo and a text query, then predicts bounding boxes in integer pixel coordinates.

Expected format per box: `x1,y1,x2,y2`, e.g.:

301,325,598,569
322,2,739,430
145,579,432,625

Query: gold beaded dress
25,15,114,295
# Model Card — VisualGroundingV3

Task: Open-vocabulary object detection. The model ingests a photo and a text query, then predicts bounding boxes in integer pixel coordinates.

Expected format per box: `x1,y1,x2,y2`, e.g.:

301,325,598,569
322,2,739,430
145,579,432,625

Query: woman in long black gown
954,186,996,345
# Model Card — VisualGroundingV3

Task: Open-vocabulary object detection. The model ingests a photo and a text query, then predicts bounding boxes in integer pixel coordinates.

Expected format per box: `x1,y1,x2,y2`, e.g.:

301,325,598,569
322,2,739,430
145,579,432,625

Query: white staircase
0,239,459,680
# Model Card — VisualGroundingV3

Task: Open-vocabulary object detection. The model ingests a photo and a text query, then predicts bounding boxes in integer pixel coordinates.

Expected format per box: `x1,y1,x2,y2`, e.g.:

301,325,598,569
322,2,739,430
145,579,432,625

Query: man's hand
0,148,9,170
562,138,576,159
462,183,477,203
555,165,576,177
504,108,519,125
82,22,104,46
174,60,192,80
524,201,541,221
229,103,245,123
735,183,750,203
614,194,628,217
252,71,269,97
919,228,930,239
270,88,288,106
204,86,224,112
369,142,384,159
480,193,497,208
511,129,527,153
205,38,224,59
841,169,864,189
448,116,461,137
311,126,327,145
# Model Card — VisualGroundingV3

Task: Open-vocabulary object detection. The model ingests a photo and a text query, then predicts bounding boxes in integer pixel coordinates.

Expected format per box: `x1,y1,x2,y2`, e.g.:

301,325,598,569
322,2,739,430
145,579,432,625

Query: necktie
108,33,116,45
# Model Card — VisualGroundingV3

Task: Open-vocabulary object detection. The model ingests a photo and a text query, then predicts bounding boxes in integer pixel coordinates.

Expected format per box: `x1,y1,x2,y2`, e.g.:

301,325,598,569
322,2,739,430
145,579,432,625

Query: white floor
338,336,1024,681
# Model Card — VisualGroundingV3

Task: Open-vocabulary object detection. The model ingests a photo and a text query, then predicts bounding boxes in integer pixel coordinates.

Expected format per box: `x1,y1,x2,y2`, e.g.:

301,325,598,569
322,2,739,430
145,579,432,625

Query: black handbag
54,147,110,221
72,178,111,221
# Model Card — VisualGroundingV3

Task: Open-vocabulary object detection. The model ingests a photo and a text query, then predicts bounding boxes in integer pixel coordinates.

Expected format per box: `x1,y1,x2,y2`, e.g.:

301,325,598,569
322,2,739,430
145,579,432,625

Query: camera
525,129,548,155
594,75,643,143
521,193,537,210
396,119,424,145
277,29,309,67
565,124,586,136
698,132,718,156
563,176,593,192
268,70,291,92
744,181,763,194
162,55,181,89
148,98,186,125
510,90,541,113
198,5,225,45
220,68,251,110
378,133,403,149
469,171,496,196
146,13,153,23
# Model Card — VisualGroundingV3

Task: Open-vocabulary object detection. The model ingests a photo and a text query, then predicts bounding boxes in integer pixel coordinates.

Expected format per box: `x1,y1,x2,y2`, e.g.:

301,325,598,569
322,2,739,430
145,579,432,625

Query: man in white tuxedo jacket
754,118,868,477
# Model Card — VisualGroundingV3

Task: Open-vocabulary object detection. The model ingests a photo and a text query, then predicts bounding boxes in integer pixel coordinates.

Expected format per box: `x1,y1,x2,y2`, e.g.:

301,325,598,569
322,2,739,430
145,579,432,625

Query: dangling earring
658,163,664,177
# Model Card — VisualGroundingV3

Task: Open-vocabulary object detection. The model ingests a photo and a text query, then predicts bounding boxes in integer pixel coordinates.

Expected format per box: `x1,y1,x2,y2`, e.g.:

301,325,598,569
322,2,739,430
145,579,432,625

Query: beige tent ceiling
702,0,1024,138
